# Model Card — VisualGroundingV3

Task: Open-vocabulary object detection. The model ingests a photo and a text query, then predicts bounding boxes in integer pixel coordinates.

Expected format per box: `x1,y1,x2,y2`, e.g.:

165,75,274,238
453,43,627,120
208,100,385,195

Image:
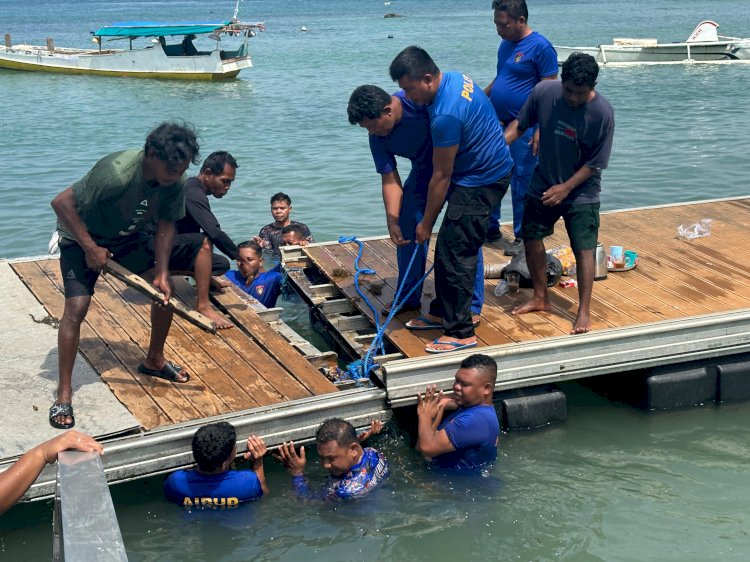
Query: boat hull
0,44,252,80
556,41,750,65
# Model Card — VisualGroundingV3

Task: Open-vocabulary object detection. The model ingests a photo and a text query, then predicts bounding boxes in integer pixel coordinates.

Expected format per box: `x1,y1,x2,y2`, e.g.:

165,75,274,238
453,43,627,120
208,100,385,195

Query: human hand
417,384,446,422
41,430,103,464
415,221,433,245
541,183,572,206
530,128,540,157
252,236,266,248
244,435,268,469
151,272,172,304
387,224,411,246
358,419,384,442
274,441,306,476
84,245,111,272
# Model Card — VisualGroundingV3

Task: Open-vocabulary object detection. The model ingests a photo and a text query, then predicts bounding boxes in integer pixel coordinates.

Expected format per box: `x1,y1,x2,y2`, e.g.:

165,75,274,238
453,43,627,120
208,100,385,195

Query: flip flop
405,315,443,331
49,402,75,429
425,339,478,354
381,302,421,316
138,361,190,383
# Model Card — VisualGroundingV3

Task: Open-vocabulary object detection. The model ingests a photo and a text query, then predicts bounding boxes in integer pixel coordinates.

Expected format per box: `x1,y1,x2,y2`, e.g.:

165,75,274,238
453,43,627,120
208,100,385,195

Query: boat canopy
93,21,241,38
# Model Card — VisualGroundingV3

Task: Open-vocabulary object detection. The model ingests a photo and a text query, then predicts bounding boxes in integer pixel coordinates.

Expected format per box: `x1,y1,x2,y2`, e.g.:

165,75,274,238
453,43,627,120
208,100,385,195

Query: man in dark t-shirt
256,192,313,259
506,52,615,334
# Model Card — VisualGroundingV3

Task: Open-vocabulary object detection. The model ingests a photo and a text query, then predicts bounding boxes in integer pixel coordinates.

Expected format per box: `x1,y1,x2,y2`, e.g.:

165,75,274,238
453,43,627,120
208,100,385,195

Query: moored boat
555,20,750,66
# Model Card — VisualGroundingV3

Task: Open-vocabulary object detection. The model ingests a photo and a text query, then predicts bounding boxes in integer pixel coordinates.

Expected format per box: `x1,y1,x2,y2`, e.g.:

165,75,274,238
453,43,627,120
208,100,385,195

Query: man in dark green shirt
50,123,216,429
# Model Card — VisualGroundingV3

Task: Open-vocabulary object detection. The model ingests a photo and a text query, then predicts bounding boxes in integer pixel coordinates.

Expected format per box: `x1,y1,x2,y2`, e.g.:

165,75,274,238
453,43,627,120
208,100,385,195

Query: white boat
0,18,265,80
556,21,750,66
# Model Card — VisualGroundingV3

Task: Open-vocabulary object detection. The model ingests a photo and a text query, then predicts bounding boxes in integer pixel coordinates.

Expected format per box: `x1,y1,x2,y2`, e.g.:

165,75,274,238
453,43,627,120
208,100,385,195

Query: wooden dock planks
302,199,750,360
11,259,337,431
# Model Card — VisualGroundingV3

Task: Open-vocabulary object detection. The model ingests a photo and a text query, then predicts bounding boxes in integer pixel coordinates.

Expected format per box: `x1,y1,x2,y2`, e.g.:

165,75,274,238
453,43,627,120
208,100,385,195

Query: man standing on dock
389,46,514,353
506,53,615,333
49,122,207,429
484,0,558,254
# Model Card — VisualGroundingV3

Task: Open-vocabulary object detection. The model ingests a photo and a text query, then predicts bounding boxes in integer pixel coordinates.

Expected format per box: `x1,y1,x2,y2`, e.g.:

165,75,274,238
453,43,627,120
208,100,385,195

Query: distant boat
300,26,308,32
555,21,750,66
0,18,265,80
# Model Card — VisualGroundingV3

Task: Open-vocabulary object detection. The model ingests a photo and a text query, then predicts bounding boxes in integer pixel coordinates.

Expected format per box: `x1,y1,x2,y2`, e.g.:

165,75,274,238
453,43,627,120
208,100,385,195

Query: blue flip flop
405,315,443,331
425,339,478,354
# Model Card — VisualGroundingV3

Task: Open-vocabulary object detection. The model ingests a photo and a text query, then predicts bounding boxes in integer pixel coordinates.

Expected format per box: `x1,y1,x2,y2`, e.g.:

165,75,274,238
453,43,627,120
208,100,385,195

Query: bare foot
425,336,477,353
406,314,442,329
570,311,591,334
512,296,551,315
198,305,234,330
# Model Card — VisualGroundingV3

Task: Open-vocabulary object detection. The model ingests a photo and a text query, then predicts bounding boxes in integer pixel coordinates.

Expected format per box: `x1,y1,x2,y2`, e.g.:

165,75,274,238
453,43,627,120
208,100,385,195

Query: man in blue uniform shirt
416,354,500,470
389,46,513,353
347,85,485,325
485,0,558,254
225,240,283,308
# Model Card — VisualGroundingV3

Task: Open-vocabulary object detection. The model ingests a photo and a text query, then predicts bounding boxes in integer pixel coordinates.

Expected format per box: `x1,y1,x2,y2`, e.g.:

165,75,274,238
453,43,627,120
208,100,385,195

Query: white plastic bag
493,279,510,297
677,218,712,240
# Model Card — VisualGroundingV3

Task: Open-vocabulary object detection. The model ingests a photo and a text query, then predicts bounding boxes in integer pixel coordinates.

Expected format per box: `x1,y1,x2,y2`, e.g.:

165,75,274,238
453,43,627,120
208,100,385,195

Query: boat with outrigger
0,1,264,80
555,20,750,66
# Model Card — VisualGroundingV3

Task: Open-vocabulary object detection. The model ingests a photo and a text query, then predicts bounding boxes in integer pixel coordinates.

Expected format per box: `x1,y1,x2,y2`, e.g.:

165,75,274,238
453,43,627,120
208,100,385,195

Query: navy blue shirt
429,72,513,187
164,469,263,509
433,405,500,470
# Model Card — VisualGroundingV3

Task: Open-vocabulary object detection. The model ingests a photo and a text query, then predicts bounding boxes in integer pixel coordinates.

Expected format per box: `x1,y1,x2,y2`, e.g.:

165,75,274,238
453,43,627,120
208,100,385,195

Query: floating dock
3,197,750,500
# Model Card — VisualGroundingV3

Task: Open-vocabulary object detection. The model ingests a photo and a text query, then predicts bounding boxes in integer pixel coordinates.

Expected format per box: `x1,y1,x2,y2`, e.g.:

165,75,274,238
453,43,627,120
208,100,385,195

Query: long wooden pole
105,259,217,333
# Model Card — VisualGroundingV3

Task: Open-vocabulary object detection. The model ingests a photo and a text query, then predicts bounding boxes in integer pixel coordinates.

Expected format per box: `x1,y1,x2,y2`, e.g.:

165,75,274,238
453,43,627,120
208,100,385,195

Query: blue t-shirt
292,447,390,500
164,469,263,509
490,31,558,123
429,72,514,187
369,90,433,194
433,405,500,470
225,265,283,307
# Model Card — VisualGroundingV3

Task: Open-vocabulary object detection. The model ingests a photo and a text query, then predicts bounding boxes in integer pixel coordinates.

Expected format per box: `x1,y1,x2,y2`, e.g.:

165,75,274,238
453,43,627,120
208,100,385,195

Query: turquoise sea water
2,0,750,560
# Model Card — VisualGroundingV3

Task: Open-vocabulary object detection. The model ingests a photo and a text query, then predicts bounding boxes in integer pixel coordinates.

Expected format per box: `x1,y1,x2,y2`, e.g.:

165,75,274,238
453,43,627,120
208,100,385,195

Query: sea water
1,0,750,559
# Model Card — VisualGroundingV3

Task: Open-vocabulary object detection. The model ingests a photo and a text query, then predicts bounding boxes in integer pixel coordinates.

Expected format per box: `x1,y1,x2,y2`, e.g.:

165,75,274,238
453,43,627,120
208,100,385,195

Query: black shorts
521,197,600,251
59,232,204,298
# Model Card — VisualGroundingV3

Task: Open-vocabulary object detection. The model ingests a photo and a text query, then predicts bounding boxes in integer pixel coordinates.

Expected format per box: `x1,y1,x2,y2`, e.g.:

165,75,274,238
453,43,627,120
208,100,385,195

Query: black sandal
49,402,75,429
138,361,190,383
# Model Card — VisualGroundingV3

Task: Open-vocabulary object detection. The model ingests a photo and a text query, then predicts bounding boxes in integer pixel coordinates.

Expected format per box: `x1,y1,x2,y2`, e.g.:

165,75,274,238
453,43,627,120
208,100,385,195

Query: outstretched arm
381,171,409,246
244,435,269,495
0,431,103,514
415,145,458,244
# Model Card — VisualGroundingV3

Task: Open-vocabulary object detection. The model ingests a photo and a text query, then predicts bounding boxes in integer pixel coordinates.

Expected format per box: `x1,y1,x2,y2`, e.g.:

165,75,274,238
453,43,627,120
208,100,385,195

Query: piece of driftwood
105,259,217,333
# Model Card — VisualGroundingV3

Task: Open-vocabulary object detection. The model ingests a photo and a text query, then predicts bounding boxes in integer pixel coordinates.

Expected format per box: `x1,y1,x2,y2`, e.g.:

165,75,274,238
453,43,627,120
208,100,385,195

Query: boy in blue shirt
164,422,268,509
224,240,283,308
389,46,514,353
416,354,500,471
276,418,389,500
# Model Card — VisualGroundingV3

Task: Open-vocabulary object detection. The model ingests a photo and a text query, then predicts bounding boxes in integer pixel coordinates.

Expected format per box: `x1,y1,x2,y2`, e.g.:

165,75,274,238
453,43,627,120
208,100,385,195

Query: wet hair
347,85,392,124
237,240,263,257
561,52,599,88
270,192,292,206
491,0,528,21
460,353,498,385
316,418,358,448
191,422,236,472
143,122,200,167
281,223,306,239
389,45,440,82
201,151,238,175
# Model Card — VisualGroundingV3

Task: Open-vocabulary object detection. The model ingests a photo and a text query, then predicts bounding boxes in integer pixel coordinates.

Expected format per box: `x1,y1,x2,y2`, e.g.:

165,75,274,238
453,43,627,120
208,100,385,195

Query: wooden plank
105,259,217,333
212,284,338,396
11,260,172,429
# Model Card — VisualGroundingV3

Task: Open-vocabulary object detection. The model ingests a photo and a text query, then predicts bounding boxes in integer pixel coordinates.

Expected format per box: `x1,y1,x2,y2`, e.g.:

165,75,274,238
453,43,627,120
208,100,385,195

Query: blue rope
338,236,434,380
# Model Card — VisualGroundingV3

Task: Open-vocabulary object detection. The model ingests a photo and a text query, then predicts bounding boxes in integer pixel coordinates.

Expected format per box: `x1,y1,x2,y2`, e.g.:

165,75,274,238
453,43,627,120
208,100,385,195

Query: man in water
507,52,615,333
416,354,500,471
347,84,485,322
257,192,314,258
50,122,207,429
484,0,558,255
389,46,514,353
280,223,310,247
276,418,389,500
224,240,283,308
164,422,268,508
175,150,242,329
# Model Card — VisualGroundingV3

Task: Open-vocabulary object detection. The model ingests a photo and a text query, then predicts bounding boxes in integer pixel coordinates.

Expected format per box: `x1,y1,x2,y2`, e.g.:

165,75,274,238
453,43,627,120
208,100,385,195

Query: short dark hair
492,0,528,21
191,422,236,472
201,151,238,175
389,46,440,82
316,418,358,447
270,192,291,206
561,52,599,88
281,223,306,238
460,353,498,385
347,85,392,125
237,240,263,256
144,122,200,167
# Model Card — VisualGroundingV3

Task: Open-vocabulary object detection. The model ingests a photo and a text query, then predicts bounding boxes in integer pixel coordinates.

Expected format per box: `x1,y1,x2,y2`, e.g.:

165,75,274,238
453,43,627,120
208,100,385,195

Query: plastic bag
548,245,576,276
493,279,510,297
677,218,712,240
